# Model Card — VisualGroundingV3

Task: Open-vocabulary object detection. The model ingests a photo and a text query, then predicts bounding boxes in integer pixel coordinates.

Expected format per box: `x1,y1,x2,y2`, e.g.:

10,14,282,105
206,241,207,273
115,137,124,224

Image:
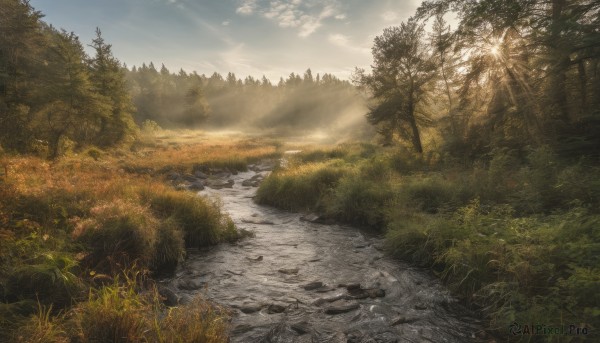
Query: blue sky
30,0,423,81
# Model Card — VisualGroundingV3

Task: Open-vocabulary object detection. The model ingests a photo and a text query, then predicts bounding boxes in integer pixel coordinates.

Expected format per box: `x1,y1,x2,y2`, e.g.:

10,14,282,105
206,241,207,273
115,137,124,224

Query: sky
30,0,423,81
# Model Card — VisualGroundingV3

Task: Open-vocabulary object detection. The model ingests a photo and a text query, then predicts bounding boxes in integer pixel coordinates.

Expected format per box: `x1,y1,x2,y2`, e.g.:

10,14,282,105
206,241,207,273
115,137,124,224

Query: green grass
256,144,600,339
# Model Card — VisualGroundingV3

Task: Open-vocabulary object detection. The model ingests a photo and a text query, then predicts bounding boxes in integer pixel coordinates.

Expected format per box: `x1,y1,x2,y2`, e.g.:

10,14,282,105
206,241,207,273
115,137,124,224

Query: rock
178,294,193,305
158,286,179,307
414,303,428,310
194,170,208,179
232,324,255,335
206,179,234,189
242,179,261,187
188,181,205,191
267,303,287,314
324,301,360,315
278,268,299,275
302,281,324,290
177,279,204,291
182,174,197,182
312,294,346,306
241,218,275,225
300,213,321,222
391,316,419,325
367,288,386,298
246,255,263,262
290,321,311,335
299,213,334,225
314,286,336,293
343,283,361,291
240,303,263,314
166,171,181,181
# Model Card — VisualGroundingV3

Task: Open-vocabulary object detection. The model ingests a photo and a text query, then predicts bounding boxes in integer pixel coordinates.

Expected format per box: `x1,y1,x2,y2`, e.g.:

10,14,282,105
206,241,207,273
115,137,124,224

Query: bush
5,253,82,309
141,188,239,248
151,218,185,275
325,174,395,229
75,201,159,273
256,161,347,211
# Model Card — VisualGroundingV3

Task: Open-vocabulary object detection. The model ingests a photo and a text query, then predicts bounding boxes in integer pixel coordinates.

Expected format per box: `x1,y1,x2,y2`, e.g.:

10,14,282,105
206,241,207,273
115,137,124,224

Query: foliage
259,143,600,339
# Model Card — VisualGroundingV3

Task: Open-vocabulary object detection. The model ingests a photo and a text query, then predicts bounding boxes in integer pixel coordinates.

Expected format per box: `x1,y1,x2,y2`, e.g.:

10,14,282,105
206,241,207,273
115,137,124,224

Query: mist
127,65,374,142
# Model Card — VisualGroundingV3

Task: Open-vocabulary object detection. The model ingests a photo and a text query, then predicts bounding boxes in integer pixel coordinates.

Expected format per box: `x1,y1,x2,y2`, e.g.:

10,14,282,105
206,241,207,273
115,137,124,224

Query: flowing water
162,165,487,343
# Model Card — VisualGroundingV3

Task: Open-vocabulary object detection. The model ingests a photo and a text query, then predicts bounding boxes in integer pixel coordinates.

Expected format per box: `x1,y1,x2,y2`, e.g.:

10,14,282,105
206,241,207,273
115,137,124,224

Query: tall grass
0,134,274,342
257,144,600,338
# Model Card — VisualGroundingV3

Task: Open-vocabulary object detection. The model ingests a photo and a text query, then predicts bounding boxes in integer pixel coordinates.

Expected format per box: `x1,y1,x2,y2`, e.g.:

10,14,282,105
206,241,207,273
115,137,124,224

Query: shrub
256,161,347,211
325,174,395,229
141,188,239,248
75,201,159,273
151,218,185,275
5,253,82,309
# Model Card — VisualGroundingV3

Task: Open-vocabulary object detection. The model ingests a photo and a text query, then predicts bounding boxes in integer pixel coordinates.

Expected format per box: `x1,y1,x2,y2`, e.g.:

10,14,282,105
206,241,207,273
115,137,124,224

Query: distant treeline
0,0,137,158
126,65,368,136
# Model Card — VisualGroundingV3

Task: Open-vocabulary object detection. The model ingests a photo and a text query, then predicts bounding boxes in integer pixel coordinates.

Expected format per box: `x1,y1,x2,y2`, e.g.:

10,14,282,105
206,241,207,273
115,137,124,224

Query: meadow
0,131,281,342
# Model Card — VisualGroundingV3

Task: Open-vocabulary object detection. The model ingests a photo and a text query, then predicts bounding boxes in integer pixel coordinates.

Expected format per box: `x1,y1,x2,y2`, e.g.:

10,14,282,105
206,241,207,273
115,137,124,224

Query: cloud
381,11,398,22
328,33,349,47
222,20,230,26
236,0,345,37
236,0,257,15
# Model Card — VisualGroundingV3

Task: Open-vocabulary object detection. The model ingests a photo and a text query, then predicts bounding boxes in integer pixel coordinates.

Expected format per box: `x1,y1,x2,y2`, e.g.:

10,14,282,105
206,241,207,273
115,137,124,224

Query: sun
487,39,502,58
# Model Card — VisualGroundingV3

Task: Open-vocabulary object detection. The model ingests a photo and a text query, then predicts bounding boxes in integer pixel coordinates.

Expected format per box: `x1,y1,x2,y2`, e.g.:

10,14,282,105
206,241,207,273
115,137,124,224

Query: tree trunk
407,98,423,154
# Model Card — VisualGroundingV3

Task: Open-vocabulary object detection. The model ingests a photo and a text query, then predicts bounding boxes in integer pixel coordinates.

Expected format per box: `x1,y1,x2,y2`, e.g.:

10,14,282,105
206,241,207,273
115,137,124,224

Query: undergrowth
256,144,600,340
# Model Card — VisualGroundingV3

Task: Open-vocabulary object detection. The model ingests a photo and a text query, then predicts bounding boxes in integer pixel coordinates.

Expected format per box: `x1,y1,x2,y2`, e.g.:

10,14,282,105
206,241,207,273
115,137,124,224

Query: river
162,164,487,343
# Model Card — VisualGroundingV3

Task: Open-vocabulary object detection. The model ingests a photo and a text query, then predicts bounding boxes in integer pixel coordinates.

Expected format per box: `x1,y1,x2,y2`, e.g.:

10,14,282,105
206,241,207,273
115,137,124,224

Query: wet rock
267,303,287,314
157,286,179,307
166,171,181,181
194,170,208,179
342,283,361,291
188,181,205,191
179,294,193,305
308,258,321,262
299,213,334,224
278,268,299,275
414,303,428,310
226,270,244,276
241,217,275,225
242,179,262,187
232,324,255,335
302,281,324,290
314,286,336,293
240,303,263,314
324,300,360,315
177,279,204,290
291,321,311,335
246,255,263,262
367,288,386,298
312,294,347,306
391,316,419,325
182,174,197,182
206,179,234,189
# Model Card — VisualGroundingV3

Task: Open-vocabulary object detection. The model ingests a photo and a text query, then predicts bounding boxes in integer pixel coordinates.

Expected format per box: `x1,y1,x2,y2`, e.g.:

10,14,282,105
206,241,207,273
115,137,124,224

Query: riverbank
255,143,600,341
0,132,281,342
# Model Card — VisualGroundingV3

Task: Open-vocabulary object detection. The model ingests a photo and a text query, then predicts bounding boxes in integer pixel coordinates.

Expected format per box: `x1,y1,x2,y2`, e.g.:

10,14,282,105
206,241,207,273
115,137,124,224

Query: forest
1,0,599,342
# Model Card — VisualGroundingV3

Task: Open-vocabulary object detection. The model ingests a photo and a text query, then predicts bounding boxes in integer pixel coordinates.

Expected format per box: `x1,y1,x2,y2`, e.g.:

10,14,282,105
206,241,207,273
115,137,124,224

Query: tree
88,28,137,146
356,20,437,153
0,0,46,151
35,29,107,158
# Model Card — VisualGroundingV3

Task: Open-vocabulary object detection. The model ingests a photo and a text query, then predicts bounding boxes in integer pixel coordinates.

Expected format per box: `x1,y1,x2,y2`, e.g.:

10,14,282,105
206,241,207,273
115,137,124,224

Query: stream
162,163,487,343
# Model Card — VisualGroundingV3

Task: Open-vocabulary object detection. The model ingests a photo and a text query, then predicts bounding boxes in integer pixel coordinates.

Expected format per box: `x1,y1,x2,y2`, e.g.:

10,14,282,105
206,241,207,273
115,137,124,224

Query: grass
256,144,600,340
0,132,279,342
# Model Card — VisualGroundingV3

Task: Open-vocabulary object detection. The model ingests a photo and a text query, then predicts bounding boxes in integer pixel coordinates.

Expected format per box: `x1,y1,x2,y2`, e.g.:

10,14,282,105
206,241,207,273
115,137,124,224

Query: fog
127,65,374,142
